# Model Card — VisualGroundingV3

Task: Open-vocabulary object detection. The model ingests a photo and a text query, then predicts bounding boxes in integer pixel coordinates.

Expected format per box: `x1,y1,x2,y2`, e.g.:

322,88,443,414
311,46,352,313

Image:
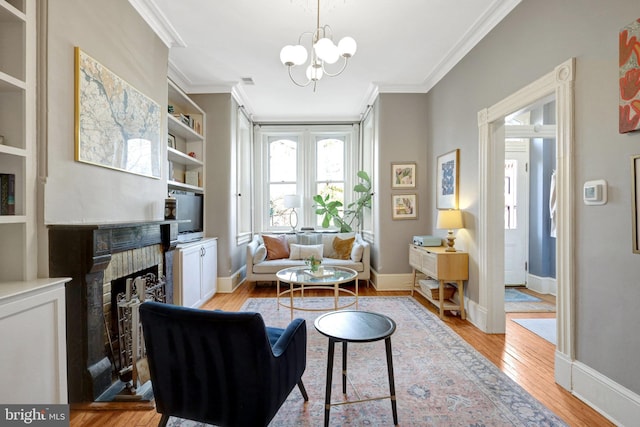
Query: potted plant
306,255,322,272
313,170,372,233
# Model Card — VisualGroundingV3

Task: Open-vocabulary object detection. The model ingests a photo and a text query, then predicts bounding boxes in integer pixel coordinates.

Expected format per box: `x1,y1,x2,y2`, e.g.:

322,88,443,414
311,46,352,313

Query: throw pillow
289,244,324,260
351,242,364,262
262,234,290,260
253,244,267,264
333,236,355,260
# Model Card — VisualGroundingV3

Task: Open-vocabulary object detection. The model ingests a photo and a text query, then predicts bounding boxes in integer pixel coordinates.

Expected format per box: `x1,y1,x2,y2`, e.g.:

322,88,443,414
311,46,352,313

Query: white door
178,244,203,308
504,143,529,285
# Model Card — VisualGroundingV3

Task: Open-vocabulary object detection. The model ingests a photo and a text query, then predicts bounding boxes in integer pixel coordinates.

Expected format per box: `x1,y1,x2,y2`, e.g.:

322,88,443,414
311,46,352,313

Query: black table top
314,310,396,342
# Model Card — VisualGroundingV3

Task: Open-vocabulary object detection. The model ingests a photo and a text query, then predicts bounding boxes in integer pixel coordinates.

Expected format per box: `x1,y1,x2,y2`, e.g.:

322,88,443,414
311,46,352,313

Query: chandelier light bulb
313,37,335,62
337,36,357,57
291,45,308,65
306,64,323,81
280,45,296,66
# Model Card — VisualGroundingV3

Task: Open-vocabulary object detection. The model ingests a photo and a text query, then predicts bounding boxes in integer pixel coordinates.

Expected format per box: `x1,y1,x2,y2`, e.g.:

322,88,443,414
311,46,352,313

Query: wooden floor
70,284,614,427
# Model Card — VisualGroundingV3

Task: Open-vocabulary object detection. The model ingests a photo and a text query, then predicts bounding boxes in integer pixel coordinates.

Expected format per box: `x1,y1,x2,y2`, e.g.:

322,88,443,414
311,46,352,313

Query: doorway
477,58,575,391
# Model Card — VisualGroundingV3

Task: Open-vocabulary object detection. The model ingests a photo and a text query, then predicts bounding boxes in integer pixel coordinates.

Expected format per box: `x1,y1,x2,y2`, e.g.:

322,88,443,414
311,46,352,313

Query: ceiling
131,0,521,122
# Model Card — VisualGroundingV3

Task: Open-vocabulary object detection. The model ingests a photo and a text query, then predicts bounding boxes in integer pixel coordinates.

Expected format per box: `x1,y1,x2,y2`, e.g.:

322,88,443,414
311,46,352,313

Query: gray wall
374,94,429,274
426,0,640,394
39,0,168,277
44,0,168,225
190,93,246,278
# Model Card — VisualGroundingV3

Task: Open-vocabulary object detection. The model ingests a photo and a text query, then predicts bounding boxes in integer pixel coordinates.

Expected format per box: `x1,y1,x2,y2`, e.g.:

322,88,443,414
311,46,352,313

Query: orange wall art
620,18,640,133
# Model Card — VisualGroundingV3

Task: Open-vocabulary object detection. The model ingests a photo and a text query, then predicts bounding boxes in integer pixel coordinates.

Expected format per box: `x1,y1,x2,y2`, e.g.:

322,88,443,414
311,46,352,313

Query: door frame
477,58,575,390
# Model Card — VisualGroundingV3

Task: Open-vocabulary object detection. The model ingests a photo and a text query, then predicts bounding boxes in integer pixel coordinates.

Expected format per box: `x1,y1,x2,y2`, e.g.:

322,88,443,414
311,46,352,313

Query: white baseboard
571,360,640,427
527,274,557,296
216,266,244,293
369,270,413,291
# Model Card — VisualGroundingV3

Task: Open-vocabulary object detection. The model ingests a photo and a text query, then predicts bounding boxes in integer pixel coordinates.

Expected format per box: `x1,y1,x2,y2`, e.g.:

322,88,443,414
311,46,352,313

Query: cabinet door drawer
421,251,437,277
409,247,421,269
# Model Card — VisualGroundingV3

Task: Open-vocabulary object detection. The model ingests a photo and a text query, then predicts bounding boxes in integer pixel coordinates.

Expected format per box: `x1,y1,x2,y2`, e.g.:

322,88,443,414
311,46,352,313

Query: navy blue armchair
139,301,308,427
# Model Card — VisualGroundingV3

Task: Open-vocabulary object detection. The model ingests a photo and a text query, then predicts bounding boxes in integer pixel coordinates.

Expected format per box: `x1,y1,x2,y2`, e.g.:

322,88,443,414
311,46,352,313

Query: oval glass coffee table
314,310,398,426
276,266,358,320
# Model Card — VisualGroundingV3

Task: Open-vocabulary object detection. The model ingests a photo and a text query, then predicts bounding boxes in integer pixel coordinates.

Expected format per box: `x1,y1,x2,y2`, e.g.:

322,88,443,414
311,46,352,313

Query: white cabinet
175,238,217,308
0,279,68,404
167,79,205,194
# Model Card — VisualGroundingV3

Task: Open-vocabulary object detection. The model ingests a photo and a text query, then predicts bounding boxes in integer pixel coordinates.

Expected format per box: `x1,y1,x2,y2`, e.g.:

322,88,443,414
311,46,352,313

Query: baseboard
369,270,413,291
571,360,640,427
216,267,245,293
465,298,488,333
527,274,557,296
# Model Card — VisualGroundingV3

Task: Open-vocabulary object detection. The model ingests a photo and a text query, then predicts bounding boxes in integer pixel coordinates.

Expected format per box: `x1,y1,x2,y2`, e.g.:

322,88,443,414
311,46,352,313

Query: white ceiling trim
128,0,187,48
380,0,522,94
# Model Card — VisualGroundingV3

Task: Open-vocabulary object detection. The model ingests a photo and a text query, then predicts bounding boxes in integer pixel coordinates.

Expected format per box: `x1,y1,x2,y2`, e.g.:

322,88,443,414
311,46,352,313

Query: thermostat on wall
583,179,607,205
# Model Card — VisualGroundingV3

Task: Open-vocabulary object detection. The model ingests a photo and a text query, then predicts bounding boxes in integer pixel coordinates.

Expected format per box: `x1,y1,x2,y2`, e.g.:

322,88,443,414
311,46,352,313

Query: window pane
315,182,344,227
270,183,297,227
269,138,297,182
316,138,344,182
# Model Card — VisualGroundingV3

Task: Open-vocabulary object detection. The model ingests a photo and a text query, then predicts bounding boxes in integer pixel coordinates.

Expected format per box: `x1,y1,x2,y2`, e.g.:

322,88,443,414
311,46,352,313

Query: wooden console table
409,245,469,319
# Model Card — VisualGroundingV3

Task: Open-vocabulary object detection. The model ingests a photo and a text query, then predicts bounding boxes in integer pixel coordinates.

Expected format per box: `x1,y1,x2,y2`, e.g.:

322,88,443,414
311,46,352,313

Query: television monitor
173,192,204,242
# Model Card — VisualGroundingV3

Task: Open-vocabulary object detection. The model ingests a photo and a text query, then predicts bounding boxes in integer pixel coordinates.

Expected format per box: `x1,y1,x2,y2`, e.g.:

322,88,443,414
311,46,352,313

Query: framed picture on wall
436,149,459,209
632,155,640,253
392,194,417,220
391,162,416,188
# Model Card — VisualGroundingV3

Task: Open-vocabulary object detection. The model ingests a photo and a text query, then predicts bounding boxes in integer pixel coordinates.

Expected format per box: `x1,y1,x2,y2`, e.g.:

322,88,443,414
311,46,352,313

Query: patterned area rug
167,297,566,426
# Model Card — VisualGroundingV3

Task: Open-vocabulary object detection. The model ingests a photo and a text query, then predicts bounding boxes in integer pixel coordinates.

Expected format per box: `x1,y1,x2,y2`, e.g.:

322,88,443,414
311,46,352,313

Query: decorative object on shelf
279,0,357,91
0,135,4,144
392,194,417,220
437,209,464,252
436,149,459,209
391,162,416,188
167,133,175,149
0,173,15,215
284,194,302,231
188,152,196,158
75,47,162,179
619,18,640,133
164,194,176,220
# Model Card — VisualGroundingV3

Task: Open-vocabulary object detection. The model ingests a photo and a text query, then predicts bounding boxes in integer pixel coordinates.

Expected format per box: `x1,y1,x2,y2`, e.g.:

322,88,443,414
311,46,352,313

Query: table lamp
436,209,464,252
283,195,302,231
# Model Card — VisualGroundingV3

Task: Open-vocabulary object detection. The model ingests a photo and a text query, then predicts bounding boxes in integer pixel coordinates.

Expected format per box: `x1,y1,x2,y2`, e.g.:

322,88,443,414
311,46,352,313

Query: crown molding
128,0,187,48
421,0,521,93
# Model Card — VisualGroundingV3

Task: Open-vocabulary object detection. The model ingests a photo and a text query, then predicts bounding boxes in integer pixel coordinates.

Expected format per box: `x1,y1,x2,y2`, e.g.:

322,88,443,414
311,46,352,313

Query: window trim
254,124,358,233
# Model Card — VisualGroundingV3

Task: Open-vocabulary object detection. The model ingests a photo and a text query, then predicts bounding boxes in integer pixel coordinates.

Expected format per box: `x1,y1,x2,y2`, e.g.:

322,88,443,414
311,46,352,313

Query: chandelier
279,0,357,91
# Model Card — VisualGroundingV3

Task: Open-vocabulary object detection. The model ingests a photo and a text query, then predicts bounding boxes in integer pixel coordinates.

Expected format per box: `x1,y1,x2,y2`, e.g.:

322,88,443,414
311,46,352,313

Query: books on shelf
0,173,15,215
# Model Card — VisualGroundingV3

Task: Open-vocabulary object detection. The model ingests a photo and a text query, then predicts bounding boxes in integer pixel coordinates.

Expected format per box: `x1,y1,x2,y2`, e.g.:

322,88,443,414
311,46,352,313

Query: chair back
140,301,292,426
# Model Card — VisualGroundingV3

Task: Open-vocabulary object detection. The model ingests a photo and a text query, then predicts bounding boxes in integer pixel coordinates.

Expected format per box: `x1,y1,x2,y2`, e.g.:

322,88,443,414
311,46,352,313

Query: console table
409,245,469,319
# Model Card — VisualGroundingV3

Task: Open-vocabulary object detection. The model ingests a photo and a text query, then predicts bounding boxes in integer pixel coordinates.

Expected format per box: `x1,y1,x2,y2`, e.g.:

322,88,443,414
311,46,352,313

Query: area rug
166,296,566,426
505,288,542,302
512,318,557,345
505,288,556,313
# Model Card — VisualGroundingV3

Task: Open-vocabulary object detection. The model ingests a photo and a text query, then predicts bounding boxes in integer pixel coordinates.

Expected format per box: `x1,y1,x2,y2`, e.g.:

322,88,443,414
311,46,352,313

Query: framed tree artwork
436,149,459,209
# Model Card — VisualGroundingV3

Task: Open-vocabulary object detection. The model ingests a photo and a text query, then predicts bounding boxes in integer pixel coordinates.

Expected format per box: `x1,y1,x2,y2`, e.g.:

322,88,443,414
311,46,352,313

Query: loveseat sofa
245,232,370,284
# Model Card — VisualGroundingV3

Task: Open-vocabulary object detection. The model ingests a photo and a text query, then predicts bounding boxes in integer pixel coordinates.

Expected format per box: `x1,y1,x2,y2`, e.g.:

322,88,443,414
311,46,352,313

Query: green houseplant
313,170,372,233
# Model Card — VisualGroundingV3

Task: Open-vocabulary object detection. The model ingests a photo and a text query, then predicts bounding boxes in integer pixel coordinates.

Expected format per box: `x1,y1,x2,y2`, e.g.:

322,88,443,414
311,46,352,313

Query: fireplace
48,221,178,404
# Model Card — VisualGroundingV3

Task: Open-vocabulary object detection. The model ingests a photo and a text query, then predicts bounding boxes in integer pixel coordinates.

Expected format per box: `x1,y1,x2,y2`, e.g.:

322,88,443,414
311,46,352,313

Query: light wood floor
70,284,614,427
